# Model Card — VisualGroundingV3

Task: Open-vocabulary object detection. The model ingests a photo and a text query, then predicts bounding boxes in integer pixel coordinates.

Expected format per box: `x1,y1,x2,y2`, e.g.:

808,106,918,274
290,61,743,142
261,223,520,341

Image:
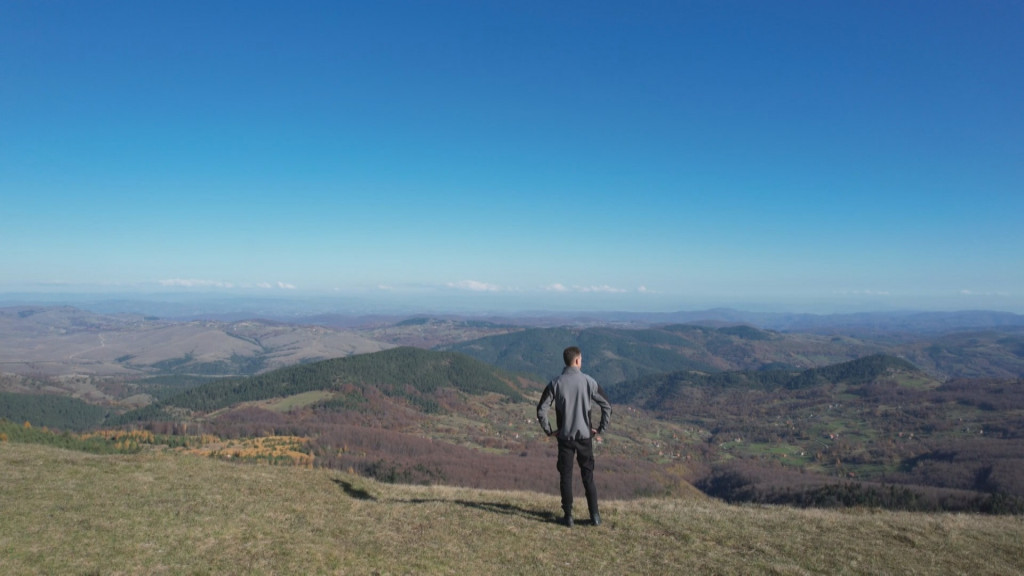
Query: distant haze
3,295,1024,335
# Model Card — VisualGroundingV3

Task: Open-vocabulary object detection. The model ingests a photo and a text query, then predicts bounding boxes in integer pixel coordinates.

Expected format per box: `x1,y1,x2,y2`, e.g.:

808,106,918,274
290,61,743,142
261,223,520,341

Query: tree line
0,392,108,431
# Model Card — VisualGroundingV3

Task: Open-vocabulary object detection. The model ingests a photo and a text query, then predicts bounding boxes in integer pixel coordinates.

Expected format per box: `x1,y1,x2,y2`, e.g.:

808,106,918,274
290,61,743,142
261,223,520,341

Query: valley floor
2,442,1023,575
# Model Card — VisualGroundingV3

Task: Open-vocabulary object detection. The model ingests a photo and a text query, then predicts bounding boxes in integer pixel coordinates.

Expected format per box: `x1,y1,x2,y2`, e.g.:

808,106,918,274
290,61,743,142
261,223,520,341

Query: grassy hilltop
3,442,1023,575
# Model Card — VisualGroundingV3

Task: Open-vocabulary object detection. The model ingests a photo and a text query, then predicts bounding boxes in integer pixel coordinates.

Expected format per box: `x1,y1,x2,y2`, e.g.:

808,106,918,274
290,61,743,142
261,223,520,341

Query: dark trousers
556,436,598,516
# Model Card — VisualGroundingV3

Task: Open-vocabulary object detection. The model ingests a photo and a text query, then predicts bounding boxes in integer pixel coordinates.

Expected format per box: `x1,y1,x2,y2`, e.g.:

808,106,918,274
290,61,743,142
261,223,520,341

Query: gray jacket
537,366,612,441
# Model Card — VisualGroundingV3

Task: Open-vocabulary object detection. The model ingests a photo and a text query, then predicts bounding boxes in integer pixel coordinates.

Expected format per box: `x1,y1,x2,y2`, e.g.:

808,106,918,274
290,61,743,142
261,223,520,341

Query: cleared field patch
894,373,942,390
263,390,336,412
183,435,315,467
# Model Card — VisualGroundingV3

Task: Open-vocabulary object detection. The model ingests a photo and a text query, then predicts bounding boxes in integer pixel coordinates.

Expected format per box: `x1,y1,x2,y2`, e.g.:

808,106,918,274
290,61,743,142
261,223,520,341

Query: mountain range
3,304,1023,513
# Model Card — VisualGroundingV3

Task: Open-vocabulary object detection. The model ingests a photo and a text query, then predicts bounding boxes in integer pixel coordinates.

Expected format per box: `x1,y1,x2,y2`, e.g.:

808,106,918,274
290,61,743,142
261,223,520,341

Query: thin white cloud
255,282,273,289
581,285,628,293
834,289,891,296
544,283,628,294
160,278,234,289
960,289,1010,297
277,281,297,290
447,280,502,292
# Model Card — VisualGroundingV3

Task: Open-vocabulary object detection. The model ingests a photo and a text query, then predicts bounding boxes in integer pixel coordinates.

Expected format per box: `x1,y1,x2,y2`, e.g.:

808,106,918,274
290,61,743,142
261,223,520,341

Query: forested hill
785,354,920,389
0,391,108,431
120,347,529,418
443,324,887,385
606,353,925,408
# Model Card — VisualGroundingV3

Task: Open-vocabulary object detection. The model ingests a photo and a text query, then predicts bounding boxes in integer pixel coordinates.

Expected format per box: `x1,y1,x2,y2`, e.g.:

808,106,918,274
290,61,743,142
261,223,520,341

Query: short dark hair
563,346,581,367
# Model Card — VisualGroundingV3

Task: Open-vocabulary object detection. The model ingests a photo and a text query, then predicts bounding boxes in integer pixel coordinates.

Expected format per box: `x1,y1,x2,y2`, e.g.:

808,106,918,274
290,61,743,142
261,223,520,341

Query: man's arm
591,382,612,435
536,383,556,436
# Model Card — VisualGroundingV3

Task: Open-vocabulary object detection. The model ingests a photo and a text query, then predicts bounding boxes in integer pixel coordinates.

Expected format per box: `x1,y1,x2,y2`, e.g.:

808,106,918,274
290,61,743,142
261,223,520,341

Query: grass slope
3,443,1023,575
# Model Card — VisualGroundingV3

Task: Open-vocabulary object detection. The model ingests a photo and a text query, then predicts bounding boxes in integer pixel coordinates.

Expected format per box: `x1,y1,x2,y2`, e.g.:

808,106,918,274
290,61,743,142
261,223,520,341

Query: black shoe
562,514,574,528
591,512,602,526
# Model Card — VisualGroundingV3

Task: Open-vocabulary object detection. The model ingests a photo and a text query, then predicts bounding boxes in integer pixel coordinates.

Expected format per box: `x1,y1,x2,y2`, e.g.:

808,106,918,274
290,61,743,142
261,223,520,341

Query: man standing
537,346,612,528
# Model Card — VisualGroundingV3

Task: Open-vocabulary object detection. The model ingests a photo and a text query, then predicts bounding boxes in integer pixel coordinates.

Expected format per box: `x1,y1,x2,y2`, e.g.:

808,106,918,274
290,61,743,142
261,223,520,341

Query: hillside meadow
3,443,1023,575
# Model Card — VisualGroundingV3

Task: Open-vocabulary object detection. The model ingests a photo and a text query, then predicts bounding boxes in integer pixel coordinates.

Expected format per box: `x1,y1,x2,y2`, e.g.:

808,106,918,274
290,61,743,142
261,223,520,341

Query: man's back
537,365,611,442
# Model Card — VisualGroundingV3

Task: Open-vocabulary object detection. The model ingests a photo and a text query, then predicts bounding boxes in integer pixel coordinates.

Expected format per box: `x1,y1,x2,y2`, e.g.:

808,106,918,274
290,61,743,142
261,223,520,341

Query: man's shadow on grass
404,498,559,525
332,478,377,501
331,479,560,525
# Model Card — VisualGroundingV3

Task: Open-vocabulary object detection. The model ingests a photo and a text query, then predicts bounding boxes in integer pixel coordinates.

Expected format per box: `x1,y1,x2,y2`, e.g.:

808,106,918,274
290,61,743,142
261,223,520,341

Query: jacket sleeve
591,381,612,434
536,383,555,436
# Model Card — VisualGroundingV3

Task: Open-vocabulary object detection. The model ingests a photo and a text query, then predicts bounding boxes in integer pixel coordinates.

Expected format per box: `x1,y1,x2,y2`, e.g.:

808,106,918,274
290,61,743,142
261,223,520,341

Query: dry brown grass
2,442,1022,575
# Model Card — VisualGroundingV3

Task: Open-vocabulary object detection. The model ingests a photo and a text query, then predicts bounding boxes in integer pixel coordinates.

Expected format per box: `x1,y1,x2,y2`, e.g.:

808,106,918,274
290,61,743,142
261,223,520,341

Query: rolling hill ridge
0,306,392,379
443,324,887,385
5,307,1024,515
445,323,1024,383
147,346,526,414
107,347,697,499
605,354,1024,512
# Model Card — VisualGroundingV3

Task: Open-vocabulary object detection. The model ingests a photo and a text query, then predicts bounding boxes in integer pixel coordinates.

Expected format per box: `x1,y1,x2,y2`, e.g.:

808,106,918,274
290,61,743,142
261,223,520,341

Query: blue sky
2,1,1022,314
